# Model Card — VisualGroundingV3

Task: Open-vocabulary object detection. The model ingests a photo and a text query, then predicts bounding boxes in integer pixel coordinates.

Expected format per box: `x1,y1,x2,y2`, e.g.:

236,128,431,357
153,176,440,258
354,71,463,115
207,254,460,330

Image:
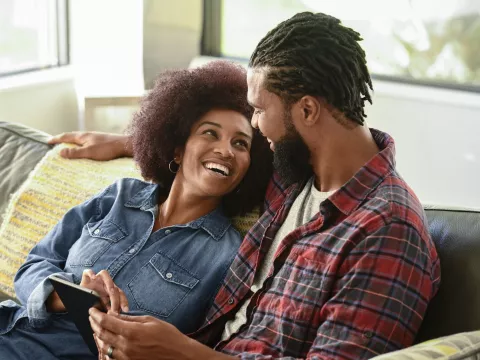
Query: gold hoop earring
169,160,179,174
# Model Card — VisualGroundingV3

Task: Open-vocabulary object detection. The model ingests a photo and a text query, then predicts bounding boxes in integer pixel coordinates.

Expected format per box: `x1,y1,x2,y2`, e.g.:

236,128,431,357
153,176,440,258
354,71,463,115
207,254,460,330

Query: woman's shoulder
95,178,157,206
219,220,243,250
115,177,152,189
105,178,154,195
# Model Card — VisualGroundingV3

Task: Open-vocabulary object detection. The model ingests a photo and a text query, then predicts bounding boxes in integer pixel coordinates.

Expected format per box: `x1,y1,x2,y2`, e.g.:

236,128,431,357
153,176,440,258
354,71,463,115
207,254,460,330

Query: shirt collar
187,207,232,241
124,183,159,210
124,183,231,241
328,128,396,216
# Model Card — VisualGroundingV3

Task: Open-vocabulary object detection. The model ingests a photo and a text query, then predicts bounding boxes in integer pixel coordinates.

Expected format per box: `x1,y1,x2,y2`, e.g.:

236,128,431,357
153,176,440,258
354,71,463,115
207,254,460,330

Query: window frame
0,0,69,78
201,0,480,94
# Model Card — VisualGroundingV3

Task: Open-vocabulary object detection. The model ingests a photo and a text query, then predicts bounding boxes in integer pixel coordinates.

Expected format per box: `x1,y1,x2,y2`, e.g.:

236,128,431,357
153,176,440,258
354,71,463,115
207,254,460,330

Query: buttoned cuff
26,272,74,322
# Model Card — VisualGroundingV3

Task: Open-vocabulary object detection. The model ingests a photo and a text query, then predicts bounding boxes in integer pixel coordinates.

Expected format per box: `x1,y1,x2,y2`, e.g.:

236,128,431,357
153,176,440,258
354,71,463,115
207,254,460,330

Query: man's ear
297,96,322,127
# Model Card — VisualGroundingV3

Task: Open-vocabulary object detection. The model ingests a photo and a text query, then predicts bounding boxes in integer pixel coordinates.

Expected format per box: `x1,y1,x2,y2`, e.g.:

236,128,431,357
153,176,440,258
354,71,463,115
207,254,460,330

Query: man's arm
296,221,439,360
89,222,439,360
225,222,438,360
48,131,132,160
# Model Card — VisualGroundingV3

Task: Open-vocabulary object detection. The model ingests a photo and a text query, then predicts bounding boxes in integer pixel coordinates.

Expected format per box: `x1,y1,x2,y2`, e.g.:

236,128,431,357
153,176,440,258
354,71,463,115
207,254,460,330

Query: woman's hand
81,269,129,314
45,290,67,313
48,132,132,160
89,309,233,360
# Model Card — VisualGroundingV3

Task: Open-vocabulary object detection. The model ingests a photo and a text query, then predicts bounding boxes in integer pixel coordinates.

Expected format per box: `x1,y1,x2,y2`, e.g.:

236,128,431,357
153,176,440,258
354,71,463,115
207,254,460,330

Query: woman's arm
14,188,108,322
48,132,133,160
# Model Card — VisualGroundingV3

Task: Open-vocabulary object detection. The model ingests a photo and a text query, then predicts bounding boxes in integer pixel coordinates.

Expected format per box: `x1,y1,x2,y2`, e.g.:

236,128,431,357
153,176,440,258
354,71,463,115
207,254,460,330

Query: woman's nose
214,143,234,158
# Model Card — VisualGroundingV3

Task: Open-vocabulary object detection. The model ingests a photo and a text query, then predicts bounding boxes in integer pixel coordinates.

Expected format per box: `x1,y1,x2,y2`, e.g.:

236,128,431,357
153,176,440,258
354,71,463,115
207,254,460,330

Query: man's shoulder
264,171,296,207
366,171,429,238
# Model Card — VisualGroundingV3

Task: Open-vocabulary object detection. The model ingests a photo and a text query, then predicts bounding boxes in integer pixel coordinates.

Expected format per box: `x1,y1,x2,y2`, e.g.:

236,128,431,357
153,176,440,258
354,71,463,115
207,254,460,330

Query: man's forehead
247,68,267,105
247,68,265,87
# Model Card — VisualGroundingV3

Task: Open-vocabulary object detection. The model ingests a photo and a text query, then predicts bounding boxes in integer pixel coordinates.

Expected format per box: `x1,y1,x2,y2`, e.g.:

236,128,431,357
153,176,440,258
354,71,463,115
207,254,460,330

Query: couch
1,121,479,355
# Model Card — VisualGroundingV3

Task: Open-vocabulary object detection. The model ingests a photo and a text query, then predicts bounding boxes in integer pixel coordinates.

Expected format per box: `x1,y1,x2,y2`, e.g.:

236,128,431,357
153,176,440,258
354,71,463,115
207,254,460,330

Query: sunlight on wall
70,0,144,96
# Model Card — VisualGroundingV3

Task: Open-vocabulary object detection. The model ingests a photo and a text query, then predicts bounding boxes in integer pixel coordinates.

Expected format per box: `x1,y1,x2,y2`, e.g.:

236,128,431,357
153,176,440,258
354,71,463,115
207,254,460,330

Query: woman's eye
203,129,217,137
234,140,249,149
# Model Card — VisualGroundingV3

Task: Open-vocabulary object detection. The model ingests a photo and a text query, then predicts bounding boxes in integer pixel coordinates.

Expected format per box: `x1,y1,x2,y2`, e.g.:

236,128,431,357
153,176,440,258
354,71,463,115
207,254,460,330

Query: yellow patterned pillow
372,331,480,360
0,144,259,299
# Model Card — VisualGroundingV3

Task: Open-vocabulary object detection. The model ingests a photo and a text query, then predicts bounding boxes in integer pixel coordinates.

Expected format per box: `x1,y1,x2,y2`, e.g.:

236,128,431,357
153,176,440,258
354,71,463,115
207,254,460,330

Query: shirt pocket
128,252,200,318
67,218,127,268
270,255,329,326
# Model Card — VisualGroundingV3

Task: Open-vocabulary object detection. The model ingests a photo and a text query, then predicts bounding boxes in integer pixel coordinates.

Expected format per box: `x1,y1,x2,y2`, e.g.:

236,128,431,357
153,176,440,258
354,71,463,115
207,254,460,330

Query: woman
0,60,272,359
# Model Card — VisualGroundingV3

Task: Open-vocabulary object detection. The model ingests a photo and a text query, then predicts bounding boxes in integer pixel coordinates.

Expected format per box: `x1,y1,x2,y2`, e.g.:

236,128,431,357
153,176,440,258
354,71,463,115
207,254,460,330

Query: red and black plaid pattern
192,129,440,360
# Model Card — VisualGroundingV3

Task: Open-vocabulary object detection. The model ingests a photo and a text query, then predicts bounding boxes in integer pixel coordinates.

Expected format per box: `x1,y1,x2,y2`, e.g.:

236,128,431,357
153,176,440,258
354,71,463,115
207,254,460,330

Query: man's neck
309,125,380,192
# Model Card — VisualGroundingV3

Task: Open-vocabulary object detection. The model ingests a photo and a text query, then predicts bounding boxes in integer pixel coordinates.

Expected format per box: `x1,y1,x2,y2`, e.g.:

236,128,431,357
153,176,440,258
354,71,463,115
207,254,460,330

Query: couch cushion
0,122,51,223
416,206,480,343
372,331,480,360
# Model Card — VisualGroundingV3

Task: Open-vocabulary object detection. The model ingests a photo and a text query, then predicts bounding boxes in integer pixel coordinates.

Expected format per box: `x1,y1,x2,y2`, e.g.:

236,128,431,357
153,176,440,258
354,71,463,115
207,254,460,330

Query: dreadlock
249,12,373,126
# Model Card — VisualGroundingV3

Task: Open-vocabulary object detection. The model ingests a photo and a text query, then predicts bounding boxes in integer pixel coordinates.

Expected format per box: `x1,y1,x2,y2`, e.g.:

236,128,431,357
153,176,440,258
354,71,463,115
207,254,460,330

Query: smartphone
49,275,106,356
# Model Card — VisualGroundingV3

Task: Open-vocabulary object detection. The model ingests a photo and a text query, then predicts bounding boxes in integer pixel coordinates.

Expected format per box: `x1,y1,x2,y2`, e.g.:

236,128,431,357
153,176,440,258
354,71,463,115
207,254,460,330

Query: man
50,12,440,360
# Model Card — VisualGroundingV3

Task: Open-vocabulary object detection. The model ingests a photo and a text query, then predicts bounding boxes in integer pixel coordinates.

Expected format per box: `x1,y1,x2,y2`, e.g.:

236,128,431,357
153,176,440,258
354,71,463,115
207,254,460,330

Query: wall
69,0,144,97
0,0,202,134
143,0,202,88
366,81,480,209
0,67,78,135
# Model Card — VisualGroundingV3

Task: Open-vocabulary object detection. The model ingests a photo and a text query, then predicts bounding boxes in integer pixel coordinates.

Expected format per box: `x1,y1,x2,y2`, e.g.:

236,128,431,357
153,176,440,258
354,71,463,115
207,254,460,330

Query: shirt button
165,229,172,235
363,331,374,339
166,273,173,279
228,298,234,305
129,248,136,254
94,229,100,235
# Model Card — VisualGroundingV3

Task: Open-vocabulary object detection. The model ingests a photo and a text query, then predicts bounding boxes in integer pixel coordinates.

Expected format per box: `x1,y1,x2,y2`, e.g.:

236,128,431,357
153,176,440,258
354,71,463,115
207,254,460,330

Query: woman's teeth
204,162,230,176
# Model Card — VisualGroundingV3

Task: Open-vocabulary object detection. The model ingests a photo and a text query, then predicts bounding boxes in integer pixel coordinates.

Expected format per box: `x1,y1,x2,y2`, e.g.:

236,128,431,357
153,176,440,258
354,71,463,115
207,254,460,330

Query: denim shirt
1,178,241,335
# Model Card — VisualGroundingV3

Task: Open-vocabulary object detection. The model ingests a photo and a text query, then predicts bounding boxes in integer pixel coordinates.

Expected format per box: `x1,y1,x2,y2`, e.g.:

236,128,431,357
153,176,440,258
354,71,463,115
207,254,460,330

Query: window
203,0,480,92
0,0,68,77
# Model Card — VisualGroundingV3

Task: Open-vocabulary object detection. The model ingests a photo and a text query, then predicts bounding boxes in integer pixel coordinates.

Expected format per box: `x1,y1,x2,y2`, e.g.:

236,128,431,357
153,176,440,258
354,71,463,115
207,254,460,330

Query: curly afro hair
127,60,273,216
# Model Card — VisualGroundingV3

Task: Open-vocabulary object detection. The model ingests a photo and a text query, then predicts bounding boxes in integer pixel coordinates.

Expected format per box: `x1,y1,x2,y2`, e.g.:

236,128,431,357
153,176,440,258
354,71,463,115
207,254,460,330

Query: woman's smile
203,161,232,177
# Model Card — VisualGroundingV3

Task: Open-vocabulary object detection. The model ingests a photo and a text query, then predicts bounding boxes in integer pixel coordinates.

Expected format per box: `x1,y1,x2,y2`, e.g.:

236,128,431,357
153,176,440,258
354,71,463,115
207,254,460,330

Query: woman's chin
197,184,236,199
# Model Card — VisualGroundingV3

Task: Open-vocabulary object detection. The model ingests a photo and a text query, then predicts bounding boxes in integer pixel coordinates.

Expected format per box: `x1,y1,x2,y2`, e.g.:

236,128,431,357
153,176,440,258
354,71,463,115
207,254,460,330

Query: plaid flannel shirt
192,129,441,360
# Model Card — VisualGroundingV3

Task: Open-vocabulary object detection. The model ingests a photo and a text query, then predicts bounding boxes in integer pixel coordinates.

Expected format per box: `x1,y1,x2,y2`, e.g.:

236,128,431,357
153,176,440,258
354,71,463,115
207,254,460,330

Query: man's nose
251,115,258,129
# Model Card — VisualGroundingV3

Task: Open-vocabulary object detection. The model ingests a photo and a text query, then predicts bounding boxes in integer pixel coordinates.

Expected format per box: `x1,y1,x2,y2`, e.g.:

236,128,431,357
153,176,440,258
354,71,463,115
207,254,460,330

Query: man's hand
48,131,132,160
81,269,129,315
89,309,234,360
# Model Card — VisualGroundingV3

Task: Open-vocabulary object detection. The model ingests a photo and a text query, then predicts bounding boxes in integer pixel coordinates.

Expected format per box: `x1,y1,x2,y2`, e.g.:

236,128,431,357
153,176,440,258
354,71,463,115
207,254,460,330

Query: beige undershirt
221,177,335,341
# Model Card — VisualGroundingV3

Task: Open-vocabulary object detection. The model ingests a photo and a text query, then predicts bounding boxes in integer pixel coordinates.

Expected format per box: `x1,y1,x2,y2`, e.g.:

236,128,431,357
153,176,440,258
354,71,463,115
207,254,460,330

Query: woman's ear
173,147,183,164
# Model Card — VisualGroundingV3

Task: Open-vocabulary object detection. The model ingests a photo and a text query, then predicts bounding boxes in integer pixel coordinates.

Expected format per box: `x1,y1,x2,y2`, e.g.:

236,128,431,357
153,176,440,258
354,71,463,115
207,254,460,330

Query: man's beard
273,122,312,187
